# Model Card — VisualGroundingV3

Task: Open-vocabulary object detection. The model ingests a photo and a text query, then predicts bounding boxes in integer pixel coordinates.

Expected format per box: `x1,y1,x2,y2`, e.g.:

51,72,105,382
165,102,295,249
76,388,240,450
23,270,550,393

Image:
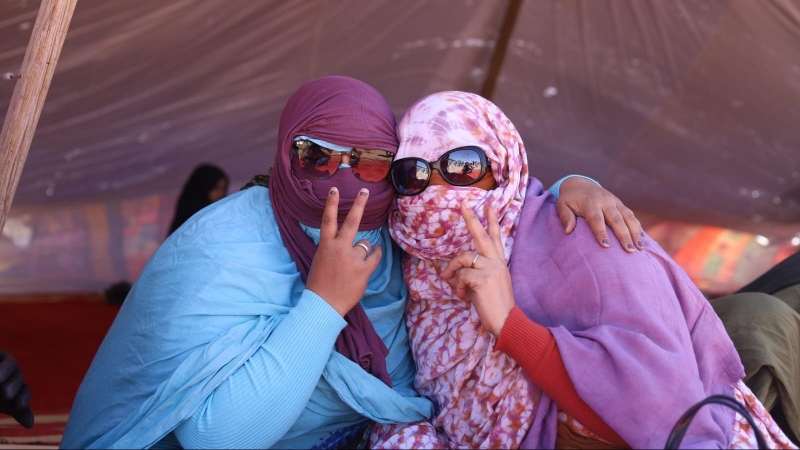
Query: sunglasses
390,146,492,196
292,139,394,183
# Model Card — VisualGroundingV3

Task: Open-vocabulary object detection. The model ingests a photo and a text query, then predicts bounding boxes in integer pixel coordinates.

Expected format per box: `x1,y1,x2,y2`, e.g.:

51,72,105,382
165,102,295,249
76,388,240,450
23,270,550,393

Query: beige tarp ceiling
1,0,799,293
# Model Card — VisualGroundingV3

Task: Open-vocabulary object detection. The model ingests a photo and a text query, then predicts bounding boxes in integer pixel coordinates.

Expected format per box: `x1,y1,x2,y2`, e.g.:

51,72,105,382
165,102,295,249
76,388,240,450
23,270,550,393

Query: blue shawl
61,187,432,449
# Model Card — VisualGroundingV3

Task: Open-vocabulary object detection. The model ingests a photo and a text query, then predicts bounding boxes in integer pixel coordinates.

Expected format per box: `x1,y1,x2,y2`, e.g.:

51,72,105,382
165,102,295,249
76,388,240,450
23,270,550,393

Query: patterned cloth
387,92,538,448
729,381,797,449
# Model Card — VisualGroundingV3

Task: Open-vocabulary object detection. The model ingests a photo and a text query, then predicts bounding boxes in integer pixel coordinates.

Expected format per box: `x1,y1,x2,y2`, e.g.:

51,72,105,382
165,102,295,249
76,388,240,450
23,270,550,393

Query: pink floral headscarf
389,91,528,261
383,92,540,448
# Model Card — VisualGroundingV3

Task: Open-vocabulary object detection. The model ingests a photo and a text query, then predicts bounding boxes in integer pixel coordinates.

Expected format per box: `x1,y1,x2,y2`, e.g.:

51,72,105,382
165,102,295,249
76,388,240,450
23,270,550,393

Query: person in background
105,164,230,304
0,350,34,428
712,251,800,444
167,164,230,236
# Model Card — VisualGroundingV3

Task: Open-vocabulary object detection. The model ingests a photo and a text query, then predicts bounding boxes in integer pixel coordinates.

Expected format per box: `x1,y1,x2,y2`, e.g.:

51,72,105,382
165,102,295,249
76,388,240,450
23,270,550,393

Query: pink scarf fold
389,91,537,448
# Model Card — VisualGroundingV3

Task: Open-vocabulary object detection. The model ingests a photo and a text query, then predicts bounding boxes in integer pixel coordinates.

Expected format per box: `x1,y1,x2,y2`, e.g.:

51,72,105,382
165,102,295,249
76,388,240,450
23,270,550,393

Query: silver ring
356,242,370,257
471,253,480,268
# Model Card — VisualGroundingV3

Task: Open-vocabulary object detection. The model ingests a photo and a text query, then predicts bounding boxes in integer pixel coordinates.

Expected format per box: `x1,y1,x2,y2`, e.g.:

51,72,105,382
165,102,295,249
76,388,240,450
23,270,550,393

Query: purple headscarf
513,178,745,449
269,76,397,385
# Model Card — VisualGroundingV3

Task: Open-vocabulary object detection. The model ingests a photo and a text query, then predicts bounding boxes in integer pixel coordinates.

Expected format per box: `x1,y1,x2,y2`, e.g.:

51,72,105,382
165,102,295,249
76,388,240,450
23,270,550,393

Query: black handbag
665,394,768,449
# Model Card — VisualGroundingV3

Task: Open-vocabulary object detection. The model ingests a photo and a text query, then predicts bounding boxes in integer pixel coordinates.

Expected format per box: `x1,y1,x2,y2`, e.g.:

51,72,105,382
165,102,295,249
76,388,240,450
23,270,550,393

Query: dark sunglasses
390,146,492,196
292,139,394,183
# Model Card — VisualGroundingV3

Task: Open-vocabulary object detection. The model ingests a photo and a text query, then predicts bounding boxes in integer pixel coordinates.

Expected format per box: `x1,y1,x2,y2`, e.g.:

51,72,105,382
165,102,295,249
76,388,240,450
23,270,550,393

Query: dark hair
168,164,229,236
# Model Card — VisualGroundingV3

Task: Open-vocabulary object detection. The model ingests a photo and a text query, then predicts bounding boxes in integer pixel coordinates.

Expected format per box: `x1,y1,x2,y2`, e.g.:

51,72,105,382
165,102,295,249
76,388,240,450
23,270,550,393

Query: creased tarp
0,0,502,204
495,0,800,230
0,0,799,293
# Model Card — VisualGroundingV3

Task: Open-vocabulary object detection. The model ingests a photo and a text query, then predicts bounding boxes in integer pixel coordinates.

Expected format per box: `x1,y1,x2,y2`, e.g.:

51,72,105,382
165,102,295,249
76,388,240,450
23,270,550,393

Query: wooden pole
0,0,78,232
481,0,523,100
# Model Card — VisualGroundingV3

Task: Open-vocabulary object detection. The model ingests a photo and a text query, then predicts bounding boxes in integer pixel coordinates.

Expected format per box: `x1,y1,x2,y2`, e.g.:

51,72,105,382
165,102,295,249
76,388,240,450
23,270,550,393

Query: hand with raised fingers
305,188,384,317
556,176,643,253
442,201,516,337
0,351,34,429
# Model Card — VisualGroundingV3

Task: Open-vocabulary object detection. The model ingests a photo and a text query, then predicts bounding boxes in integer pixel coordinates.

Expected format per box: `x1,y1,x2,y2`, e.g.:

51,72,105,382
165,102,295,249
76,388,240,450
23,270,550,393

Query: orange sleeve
495,306,628,448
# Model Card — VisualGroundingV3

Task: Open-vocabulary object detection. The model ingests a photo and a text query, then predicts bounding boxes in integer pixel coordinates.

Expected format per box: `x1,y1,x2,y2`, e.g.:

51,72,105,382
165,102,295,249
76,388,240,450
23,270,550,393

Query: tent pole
0,0,78,232
481,0,523,100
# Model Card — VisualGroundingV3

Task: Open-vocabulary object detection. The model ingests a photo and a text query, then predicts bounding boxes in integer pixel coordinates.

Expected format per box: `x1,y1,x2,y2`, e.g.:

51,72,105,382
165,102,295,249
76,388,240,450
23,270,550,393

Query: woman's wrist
487,301,515,337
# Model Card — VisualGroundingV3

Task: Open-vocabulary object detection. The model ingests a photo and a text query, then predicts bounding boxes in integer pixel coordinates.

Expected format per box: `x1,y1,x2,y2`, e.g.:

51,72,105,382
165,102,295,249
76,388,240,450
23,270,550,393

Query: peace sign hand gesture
442,201,516,337
306,188,383,317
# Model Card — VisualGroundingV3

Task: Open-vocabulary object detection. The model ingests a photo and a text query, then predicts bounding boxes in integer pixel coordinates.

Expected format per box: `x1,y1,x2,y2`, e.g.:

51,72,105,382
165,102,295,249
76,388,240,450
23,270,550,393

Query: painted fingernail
602,239,610,247
627,243,635,251
329,188,337,196
638,240,643,247
359,189,368,197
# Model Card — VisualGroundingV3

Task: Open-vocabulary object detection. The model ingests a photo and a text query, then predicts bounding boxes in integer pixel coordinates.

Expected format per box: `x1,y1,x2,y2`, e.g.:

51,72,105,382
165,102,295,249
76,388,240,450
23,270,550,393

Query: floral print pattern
729,381,797,449
386,92,536,448
370,420,447,449
390,91,528,263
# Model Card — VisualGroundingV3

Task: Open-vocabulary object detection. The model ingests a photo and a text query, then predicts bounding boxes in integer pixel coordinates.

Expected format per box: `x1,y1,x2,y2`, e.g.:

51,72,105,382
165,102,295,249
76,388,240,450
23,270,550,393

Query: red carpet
0,295,119,445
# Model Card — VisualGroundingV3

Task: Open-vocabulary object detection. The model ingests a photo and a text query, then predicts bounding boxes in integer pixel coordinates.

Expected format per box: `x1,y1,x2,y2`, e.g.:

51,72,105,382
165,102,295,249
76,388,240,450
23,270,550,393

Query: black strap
665,394,768,449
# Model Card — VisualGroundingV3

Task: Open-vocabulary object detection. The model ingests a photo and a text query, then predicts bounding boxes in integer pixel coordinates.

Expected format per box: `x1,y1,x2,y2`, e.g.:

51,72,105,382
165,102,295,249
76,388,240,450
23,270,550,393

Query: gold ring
471,253,480,268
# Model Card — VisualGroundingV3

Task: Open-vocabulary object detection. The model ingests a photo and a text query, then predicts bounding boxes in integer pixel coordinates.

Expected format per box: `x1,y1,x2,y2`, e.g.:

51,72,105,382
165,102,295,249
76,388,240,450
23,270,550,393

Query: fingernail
602,239,610,247
359,189,368,197
329,188,337,196
638,240,643,247
627,243,635,251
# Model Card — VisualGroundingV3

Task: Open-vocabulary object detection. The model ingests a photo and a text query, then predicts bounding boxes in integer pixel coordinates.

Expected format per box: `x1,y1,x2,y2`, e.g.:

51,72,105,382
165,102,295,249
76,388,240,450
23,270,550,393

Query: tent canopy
1,0,799,293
